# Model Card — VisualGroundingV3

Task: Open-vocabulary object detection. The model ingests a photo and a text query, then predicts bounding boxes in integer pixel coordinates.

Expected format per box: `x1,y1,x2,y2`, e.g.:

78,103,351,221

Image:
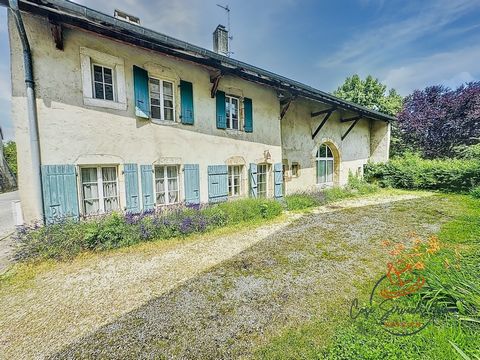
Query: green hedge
364,153,480,193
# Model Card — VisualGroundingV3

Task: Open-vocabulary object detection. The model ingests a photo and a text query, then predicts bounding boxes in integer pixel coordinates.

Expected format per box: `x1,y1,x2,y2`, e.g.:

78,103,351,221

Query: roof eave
1,0,396,122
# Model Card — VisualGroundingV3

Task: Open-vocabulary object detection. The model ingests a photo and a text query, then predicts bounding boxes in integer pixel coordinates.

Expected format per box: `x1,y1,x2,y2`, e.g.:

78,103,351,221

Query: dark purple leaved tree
398,82,480,158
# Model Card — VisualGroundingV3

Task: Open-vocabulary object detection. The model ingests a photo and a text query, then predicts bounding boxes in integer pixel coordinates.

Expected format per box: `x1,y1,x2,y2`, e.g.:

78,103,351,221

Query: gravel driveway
37,193,452,360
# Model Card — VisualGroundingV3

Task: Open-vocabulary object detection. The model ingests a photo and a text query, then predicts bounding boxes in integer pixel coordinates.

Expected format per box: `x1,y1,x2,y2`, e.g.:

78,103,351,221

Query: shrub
284,176,379,211
365,153,480,193
284,193,319,211
14,198,284,261
470,186,480,198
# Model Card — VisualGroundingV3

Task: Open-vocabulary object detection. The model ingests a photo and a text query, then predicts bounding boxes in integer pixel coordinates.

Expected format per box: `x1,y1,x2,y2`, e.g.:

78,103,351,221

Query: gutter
1,0,395,123
8,0,44,222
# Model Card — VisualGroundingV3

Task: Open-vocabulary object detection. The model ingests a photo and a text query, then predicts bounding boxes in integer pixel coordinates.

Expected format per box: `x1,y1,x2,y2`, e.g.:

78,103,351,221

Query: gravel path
0,193,438,359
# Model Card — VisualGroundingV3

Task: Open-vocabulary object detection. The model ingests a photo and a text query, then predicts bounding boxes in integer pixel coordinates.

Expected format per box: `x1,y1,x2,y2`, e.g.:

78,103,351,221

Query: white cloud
382,45,480,94
318,0,480,69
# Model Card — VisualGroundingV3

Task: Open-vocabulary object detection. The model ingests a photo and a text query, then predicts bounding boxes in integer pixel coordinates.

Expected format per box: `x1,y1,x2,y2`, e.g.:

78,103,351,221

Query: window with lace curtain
80,166,119,215
155,165,179,205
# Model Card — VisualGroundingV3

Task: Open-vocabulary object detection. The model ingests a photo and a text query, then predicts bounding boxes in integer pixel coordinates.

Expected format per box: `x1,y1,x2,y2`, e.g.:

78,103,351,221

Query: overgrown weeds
284,174,379,211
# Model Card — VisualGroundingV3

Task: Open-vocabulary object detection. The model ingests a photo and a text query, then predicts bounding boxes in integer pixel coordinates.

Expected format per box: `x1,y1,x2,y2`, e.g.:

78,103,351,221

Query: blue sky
1,0,480,140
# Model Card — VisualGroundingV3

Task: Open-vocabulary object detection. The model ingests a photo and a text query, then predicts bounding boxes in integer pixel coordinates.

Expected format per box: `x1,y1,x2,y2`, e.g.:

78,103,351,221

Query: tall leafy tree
398,82,480,158
333,75,405,156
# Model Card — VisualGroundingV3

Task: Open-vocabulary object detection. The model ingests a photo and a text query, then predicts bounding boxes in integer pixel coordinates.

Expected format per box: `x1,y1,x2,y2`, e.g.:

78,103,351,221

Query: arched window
316,144,334,185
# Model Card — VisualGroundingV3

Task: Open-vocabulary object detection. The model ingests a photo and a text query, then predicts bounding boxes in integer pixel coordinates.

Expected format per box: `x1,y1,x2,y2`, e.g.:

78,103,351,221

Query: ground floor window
81,166,119,215
228,165,242,197
316,144,334,185
291,162,300,177
257,164,269,198
155,165,179,205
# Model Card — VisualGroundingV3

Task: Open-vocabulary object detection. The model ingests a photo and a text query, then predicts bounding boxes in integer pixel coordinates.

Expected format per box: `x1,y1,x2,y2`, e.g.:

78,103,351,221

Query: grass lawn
1,191,478,359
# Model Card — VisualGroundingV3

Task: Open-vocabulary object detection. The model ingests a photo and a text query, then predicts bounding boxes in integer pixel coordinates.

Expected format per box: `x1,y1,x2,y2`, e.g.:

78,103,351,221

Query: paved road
0,190,19,238
0,190,19,273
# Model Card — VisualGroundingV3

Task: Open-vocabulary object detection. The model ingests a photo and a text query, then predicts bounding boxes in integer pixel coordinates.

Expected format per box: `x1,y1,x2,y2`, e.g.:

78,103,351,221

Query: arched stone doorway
315,142,340,186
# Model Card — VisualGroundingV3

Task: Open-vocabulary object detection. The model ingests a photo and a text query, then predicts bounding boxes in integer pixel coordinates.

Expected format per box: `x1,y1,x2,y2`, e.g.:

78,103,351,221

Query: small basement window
291,162,300,177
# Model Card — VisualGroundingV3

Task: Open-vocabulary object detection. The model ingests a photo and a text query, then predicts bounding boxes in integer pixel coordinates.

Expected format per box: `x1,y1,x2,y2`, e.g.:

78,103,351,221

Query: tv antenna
216,4,233,54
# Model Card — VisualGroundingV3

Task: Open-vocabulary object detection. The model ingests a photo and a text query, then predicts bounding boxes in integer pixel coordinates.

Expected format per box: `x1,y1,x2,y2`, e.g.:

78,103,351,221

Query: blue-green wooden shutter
41,165,79,224
124,164,140,213
249,163,258,198
133,65,150,119
216,90,226,129
208,165,228,203
180,80,194,125
274,163,283,199
244,97,253,133
184,164,200,205
140,165,154,211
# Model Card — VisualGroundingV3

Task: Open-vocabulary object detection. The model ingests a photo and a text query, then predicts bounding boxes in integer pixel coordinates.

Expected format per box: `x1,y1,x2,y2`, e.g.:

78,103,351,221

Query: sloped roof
2,0,396,122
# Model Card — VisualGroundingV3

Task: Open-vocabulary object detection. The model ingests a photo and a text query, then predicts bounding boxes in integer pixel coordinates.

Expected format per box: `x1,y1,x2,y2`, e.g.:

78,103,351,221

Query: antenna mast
216,4,233,56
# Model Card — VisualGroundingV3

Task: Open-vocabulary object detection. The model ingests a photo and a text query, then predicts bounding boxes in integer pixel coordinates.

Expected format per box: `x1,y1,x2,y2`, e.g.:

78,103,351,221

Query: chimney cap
114,9,141,25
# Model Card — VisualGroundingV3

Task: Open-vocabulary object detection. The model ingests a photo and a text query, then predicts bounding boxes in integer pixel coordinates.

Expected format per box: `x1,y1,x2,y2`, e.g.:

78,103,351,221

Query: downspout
8,0,44,222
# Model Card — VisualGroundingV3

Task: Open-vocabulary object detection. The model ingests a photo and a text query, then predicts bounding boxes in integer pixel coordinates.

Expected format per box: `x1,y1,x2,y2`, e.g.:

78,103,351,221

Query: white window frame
154,165,180,206
149,77,176,122
80,165,120,216
257,163,269,198
92,63,116,102
228,165,243,197
316,144,334,186
225,95,240,130
80,47,127,110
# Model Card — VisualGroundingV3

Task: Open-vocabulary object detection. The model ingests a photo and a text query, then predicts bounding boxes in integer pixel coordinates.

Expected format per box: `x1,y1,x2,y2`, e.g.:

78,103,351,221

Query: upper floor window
80,166,119,215
225,95,239,130
149,78,175,121
93,64,114,101
80,47,126,110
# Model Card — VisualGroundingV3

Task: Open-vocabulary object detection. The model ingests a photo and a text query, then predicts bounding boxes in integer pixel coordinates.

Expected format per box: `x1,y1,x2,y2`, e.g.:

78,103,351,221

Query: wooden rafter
50,22,63,50
311,107,336,118
311,109,334,139
340,115,362,123
341,118,360,141
280,97,295,120
210,71,223,98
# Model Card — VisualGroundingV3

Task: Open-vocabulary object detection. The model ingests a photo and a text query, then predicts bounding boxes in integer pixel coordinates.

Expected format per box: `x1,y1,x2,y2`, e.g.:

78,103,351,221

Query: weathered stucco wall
281,98,389,194
9,12,391,222
9,13,282,221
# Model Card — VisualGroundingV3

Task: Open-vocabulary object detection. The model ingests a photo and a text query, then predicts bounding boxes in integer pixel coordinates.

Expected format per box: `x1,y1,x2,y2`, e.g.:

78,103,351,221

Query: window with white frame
80,47,126,110
228,165,242,197
92,64,114,101
155,165,179,205
225,95,240,130
257,164,269,198
316,144,334,185
81,166,119,215
149,78,175,121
